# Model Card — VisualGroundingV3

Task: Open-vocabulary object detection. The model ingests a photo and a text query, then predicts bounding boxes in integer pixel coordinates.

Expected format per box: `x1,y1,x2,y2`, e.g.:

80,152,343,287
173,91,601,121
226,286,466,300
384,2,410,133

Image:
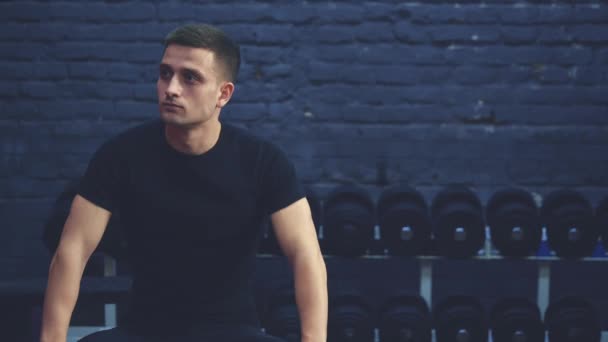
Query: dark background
1,0,607,333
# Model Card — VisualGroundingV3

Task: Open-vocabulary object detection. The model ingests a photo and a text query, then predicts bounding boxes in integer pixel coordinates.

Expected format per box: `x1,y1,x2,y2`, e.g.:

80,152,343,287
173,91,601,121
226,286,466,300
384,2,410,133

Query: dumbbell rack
362,226,608,342
358,258,608,342
413,238,555,322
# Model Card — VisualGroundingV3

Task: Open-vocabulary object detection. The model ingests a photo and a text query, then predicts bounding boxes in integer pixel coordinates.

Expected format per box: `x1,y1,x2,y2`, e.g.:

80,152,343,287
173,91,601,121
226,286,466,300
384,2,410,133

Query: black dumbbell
431,186,486,258
378,294,431,342
433,296,487,342
541,189,598,258
307,187,323,230
43,179,127,260
306,188,326,254
490,297,544,342
377,186,432,256
323,185,375,257
597,196,608,251
545,296,601,342
486,188,542,257
264,289,300,342
328,293,374,342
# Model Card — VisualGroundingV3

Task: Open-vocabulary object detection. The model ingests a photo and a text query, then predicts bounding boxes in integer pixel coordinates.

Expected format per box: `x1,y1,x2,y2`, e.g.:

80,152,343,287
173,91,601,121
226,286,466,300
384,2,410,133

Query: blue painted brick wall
0,1,607,281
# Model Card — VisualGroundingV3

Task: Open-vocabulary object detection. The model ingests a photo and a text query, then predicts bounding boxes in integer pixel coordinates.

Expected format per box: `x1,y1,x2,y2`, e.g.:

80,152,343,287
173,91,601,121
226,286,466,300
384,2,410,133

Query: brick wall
0,1,607,280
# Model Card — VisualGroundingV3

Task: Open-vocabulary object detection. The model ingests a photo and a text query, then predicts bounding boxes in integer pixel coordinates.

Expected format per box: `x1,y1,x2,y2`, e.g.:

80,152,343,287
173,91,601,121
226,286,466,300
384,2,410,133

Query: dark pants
78,326,286,342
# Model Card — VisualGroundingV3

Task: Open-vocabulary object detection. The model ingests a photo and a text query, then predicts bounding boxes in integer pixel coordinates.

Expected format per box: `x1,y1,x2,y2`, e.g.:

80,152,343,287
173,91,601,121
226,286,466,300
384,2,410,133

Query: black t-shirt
78,120,303,334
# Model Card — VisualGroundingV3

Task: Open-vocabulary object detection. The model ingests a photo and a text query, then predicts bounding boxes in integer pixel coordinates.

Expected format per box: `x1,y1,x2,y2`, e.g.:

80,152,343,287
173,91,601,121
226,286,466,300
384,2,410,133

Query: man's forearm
292,250,328,342
40,251,85,342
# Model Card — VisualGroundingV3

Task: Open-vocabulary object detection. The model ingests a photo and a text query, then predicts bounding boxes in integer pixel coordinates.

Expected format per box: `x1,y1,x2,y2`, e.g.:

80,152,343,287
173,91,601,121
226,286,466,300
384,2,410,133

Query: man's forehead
161,44,217,70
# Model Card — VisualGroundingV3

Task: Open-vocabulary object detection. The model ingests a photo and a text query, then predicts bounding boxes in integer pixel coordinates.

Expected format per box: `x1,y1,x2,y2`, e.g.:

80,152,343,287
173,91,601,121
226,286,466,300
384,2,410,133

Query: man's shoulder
91,120,161,161
116,119,161,140
106,120,162,147
223,122,280,154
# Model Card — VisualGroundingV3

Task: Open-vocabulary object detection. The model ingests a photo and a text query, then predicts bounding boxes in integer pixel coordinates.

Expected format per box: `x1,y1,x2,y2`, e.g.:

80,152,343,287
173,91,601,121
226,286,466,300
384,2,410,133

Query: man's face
157,44,229,127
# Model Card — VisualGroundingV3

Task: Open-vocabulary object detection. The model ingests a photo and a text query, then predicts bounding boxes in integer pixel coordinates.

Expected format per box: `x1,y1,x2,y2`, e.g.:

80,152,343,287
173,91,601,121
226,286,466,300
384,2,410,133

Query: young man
40,24,328,342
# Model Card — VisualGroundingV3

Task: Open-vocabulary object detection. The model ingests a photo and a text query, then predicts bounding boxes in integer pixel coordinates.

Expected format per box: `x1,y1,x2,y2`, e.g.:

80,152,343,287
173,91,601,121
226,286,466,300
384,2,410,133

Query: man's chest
122,155,261,243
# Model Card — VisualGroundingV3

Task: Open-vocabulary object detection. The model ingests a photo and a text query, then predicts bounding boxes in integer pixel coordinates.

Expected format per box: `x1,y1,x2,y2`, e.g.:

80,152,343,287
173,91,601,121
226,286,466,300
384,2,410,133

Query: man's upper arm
56,194,111,263
270,197,320,260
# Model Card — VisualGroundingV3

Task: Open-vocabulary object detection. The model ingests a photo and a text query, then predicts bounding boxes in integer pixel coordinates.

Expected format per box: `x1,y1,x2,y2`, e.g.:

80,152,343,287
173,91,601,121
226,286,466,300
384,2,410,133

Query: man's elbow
291,246,327,278
52,239,90,274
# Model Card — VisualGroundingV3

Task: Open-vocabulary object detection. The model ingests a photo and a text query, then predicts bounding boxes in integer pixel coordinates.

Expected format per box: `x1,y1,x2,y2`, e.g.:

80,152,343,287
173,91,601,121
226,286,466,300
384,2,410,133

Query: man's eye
184,73,198,83
160,69,172,79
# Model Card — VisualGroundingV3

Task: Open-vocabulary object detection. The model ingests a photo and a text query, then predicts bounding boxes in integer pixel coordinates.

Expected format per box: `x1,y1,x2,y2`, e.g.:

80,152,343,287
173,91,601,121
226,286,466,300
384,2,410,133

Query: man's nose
165,76,181,98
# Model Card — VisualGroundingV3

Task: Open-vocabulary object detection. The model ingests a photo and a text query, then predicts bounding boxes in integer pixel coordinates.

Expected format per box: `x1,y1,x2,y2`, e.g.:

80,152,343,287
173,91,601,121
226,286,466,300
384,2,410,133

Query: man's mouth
162,102,183,108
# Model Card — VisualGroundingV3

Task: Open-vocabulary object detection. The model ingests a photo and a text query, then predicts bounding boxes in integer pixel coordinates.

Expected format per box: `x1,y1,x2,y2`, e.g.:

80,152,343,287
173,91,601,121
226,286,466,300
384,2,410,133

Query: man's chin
160,113,199,128
160,111,183,124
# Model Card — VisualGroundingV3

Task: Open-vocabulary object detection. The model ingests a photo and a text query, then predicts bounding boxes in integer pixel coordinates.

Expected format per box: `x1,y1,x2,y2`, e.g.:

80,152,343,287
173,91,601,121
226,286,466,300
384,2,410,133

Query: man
40,23,328,342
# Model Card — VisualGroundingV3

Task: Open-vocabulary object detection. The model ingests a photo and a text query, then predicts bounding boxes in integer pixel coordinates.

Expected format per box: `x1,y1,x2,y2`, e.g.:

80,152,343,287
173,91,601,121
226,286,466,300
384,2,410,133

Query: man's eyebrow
158,63,205,80
181,67,204,79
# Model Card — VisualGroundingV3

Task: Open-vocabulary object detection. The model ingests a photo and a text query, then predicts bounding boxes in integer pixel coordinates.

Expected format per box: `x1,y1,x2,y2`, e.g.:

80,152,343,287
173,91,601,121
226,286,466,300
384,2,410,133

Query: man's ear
217,82,235,108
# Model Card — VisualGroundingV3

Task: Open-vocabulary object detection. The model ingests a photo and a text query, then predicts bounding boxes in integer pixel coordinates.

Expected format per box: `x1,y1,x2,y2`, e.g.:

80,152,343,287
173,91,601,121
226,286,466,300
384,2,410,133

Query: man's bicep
270,198,320,260
56,194,111,262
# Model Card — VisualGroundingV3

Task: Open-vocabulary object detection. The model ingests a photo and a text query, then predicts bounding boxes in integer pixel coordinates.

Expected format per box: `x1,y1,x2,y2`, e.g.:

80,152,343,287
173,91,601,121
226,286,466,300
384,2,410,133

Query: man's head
163,24,240,83
157,24,240,128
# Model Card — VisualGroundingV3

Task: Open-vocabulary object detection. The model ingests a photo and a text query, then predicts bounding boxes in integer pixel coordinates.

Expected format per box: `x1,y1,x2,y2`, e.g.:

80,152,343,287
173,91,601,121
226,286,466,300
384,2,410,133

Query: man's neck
164,120,222,155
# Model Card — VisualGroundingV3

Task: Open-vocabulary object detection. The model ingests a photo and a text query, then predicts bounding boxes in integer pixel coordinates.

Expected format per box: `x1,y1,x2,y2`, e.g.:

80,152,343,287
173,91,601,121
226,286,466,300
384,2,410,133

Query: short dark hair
163,23,241,82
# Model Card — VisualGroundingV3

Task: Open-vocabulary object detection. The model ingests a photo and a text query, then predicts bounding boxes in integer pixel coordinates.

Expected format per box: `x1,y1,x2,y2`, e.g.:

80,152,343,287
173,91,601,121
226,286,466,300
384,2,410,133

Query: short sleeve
259,143,304,216
77,138,127,213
